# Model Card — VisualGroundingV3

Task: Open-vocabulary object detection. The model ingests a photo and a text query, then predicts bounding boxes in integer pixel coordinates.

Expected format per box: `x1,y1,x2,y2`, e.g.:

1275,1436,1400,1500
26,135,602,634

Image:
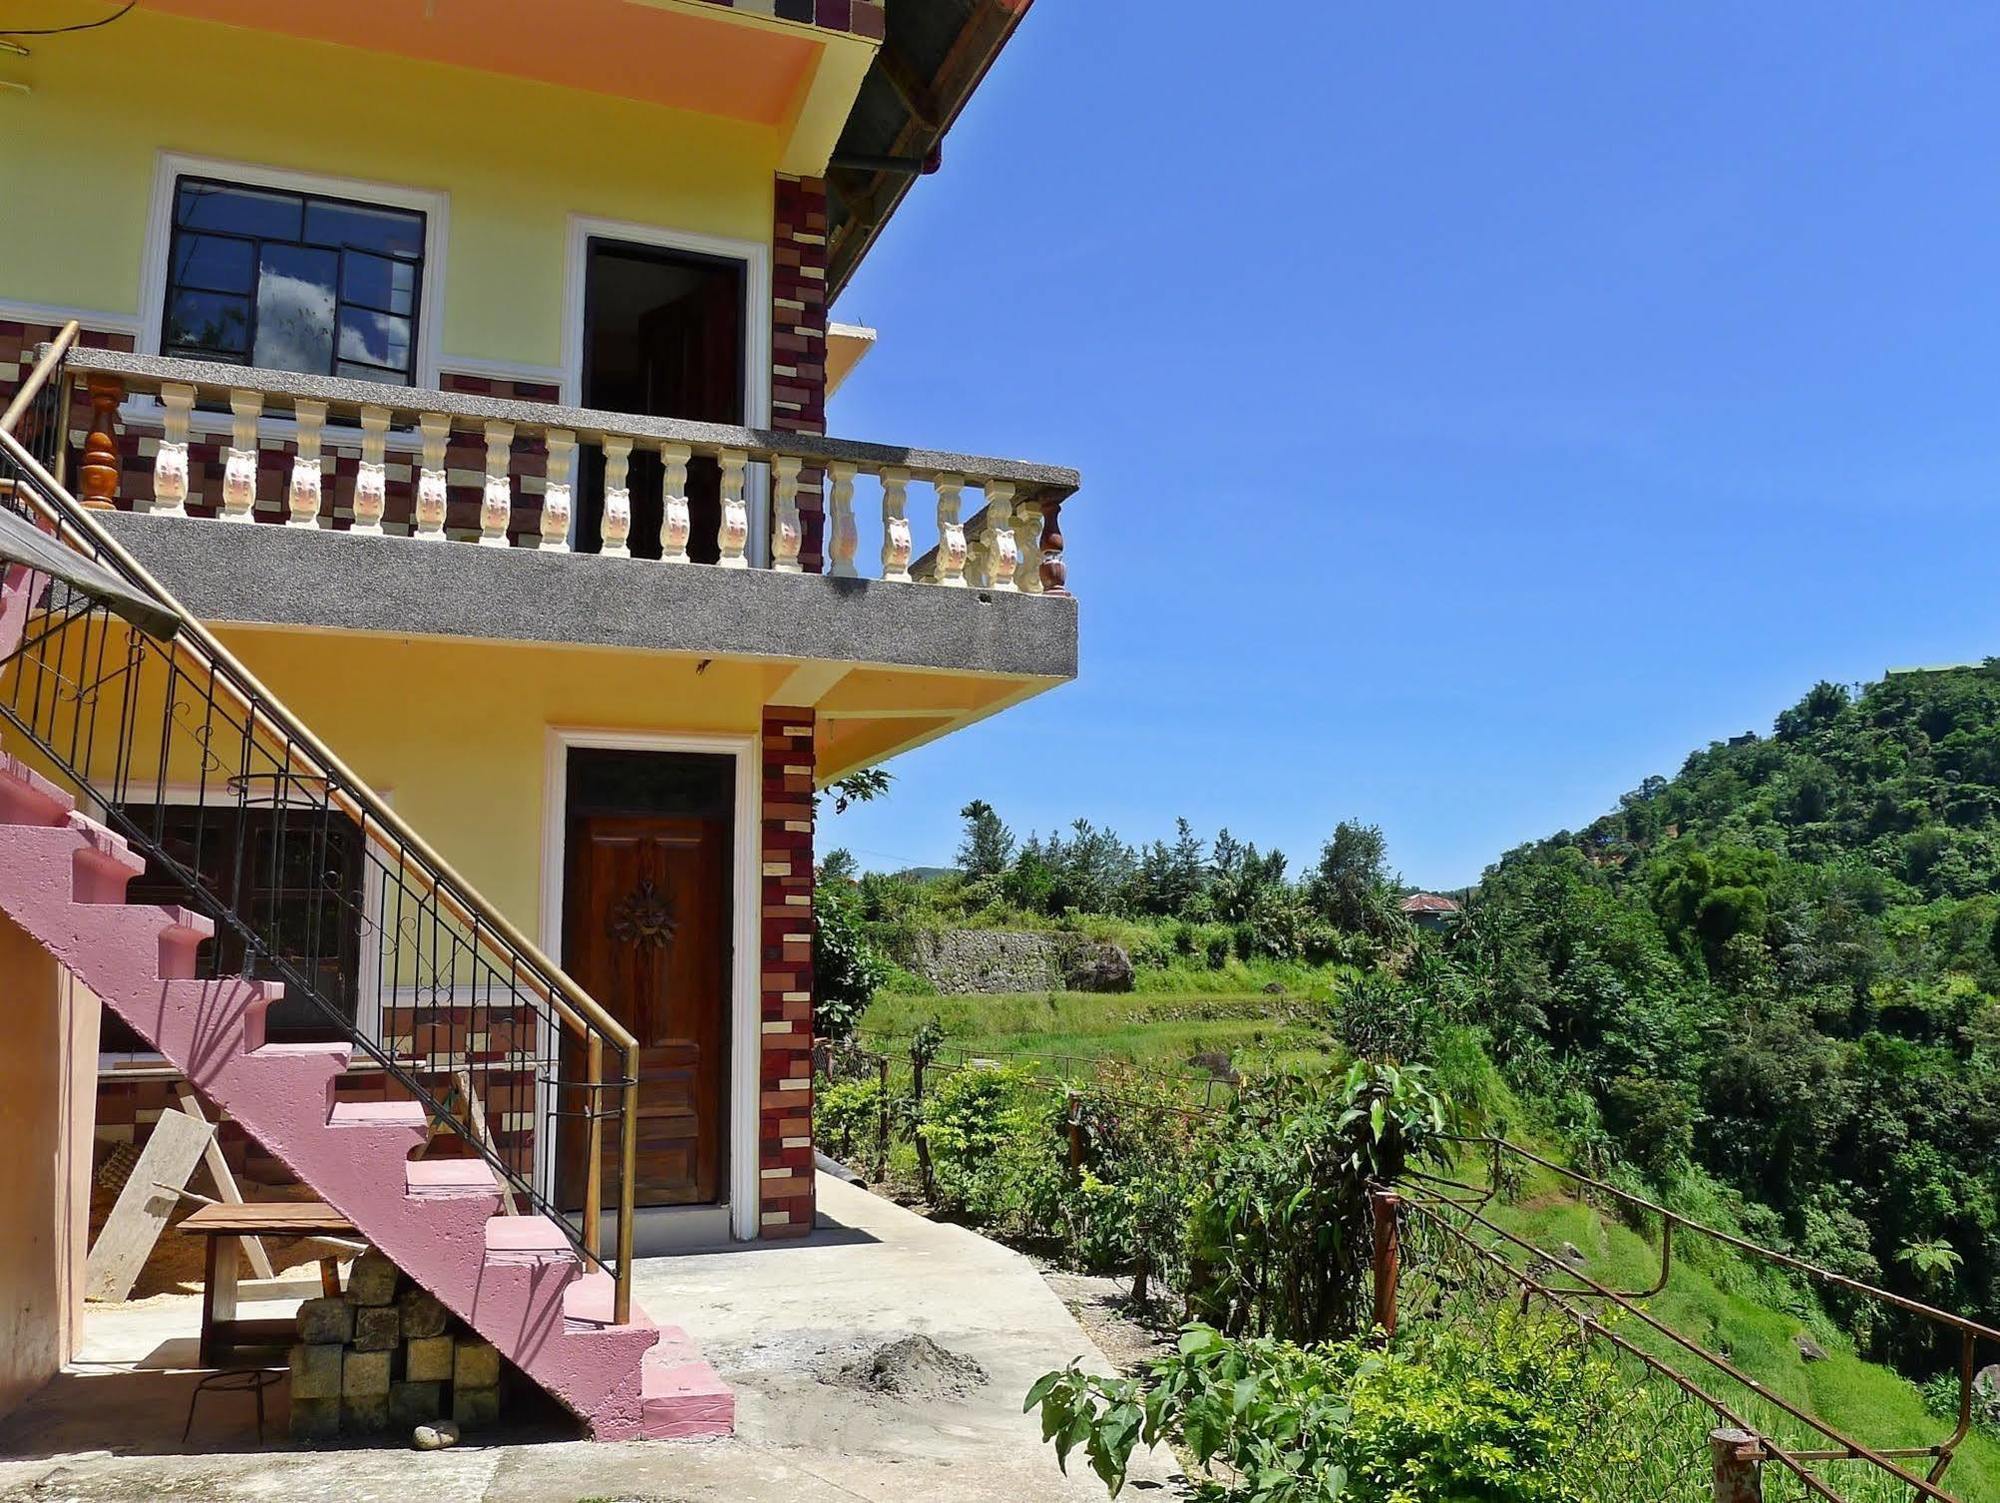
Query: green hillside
1465,665,2000,1381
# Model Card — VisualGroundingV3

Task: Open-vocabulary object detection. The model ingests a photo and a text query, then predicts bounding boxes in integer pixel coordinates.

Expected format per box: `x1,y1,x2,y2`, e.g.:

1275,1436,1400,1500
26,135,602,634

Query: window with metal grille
161,176,425,385
101,805,365,1049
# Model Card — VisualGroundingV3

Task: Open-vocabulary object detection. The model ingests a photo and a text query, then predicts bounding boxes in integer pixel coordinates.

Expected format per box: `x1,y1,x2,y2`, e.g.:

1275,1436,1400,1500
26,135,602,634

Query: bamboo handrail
0,322,79,434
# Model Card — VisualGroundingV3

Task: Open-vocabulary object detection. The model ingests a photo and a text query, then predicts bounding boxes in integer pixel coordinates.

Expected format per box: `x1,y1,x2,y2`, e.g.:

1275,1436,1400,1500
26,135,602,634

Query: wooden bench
179,1202,361,1366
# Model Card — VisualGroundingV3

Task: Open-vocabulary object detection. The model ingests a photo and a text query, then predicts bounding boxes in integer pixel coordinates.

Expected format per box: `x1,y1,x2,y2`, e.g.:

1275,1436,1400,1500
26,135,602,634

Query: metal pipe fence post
1710,1427,1764,1503
875,1054,891,1182
911,1048,933,1203
1371,1187,1401,1339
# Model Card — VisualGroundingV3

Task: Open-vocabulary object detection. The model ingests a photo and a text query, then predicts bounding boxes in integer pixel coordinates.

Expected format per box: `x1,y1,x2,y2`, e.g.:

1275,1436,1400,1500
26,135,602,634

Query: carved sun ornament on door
608,877,678,950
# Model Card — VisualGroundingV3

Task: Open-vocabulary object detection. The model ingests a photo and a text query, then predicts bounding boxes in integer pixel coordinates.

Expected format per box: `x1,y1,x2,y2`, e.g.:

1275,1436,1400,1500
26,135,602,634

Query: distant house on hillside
1400,893,1462,932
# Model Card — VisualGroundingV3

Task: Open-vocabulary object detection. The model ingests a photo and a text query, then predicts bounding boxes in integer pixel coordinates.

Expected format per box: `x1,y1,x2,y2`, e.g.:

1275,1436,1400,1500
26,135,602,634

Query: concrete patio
0,1175,1178,1501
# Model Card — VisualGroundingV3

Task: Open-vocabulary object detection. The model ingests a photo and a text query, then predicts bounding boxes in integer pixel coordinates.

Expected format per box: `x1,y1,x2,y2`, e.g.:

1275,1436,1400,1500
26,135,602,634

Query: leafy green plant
1027,1312,1636,1502
918,1062,1066,1232
1188,1063,1449,1343
814,1073,883,1166
813,883,885,1043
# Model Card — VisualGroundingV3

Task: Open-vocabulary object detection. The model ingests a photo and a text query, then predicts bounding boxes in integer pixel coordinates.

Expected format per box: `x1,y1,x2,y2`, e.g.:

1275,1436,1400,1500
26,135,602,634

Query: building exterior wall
42,630,840,1238
0,918,98,1418
2,7,780,375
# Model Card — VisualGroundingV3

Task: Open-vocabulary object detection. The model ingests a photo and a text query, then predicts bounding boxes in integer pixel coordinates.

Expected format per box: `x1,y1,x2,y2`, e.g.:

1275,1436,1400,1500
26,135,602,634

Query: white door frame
560,214,772,565
538,727,762,1241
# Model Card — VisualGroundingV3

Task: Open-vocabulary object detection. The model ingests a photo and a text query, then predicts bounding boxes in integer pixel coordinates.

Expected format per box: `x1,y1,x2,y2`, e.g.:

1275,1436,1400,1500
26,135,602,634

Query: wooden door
560,813,729,1209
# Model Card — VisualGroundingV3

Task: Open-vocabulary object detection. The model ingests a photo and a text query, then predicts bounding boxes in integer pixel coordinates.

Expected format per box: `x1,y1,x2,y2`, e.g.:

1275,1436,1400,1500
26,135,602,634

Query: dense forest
1470,665,2000,1375
825,662,2000,1380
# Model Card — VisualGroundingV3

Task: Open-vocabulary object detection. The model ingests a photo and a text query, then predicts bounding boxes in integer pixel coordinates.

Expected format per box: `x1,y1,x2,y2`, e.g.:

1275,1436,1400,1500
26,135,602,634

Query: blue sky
825,2,1998,890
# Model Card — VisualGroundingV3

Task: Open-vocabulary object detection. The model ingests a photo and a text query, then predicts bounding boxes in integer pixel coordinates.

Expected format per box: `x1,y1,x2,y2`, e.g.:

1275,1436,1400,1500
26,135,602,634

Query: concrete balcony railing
56,348,1076,597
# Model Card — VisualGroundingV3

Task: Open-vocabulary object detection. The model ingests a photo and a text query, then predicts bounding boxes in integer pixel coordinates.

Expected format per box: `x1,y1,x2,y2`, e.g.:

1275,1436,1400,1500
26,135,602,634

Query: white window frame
135,151,450,443
560,215,772,565
538,728,762,1241
88,782,389,1074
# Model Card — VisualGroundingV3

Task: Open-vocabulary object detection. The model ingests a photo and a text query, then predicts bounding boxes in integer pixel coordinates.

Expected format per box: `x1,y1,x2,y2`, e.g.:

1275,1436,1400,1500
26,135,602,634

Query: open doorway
577,237,746,561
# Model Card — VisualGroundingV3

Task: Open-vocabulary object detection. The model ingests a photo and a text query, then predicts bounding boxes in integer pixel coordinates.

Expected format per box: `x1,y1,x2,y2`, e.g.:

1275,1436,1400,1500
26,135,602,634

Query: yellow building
0,0,1077,1436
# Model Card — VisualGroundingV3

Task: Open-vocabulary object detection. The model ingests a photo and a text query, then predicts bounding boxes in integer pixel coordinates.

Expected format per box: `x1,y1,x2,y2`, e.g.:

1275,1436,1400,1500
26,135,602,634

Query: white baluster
1016,494,1044,595
933,473,968,587
658,442,691,562
286,400,326,529
600,435,632,558
540,429,574,552
152,382,194,518
480,421,514,547
879,467,912,583
982,481,1019,591
353,405,391,535
827,462,859,578
717,449,749,568
771,454,803,573
412,413,449,539
219,390,262,522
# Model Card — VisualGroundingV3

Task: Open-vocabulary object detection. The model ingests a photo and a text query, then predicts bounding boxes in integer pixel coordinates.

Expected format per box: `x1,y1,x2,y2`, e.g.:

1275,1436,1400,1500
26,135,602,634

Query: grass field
1485,1174,2000,1500
857,987,1341,1077
852,985,2000,1499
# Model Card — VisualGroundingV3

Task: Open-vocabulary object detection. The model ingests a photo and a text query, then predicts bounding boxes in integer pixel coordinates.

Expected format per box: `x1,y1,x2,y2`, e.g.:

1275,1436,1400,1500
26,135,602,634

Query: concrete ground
0,1175,1179,1501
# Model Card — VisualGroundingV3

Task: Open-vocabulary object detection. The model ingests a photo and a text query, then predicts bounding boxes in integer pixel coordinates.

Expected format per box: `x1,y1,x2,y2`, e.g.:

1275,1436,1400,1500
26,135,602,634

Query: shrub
1187,1061,1449,1343
814,885,886,1042
1028,1310,1638,1502
814,1074,884,1165
919,1062,1066,1233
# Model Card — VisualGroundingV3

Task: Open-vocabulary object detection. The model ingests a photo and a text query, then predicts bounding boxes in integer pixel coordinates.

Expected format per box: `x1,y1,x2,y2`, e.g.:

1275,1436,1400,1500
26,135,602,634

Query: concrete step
638,1332,736,1440
0,753,74,827
405,1157,500,1200
484,1214,578,1266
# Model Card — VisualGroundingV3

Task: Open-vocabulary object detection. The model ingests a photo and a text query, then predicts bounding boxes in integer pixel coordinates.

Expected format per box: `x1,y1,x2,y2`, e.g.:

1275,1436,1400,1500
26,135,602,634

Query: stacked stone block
288,1250,503,1440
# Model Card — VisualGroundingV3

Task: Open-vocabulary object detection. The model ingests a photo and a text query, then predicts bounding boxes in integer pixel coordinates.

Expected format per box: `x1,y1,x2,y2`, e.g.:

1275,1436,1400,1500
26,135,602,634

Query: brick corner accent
758,706,816,1237
772,174,829,572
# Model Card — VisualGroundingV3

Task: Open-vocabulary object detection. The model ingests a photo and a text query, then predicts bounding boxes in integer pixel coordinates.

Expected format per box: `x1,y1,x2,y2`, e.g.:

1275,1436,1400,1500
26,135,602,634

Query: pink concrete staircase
0,546,731,1439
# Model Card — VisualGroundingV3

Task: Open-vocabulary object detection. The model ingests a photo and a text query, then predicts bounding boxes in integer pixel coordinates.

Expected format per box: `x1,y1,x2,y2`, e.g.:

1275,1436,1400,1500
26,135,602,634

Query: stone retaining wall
885,929,1132,995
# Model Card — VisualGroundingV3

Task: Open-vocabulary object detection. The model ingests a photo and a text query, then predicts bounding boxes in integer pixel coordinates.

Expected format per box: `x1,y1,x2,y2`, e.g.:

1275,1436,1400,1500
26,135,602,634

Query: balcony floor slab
99,513,1077,682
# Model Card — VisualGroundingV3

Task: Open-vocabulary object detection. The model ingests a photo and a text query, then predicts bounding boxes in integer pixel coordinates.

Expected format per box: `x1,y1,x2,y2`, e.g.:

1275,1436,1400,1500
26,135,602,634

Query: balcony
47,349,1078,697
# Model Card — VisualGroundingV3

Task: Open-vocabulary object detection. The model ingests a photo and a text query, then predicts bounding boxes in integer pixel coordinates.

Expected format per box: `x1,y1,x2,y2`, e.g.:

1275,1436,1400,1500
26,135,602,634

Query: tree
1310,820,1397,937
817,847,859,885
1134,818,1208,918
956,799,1015,879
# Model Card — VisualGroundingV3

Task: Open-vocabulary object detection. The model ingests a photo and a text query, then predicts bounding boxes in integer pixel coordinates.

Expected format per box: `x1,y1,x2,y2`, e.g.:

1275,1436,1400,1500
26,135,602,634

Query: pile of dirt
830,1333,988,1402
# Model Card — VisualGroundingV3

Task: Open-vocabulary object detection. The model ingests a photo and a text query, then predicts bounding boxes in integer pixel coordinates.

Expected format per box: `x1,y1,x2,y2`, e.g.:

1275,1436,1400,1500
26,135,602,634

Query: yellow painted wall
0,918,98,1420
0,6,779,369
215,628,778,945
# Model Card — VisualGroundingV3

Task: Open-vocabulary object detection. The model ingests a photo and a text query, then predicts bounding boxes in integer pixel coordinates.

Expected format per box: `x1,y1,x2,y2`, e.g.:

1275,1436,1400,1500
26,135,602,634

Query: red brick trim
704,0,883,40
773,175,829,573
758,707,816,1236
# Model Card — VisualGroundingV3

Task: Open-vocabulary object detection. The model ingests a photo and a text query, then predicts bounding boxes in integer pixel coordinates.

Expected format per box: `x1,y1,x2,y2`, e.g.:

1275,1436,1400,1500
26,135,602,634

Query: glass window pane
176,181,301,241
340,251,415,316
165,289,249,357
170,233,254,296
305,199,424,259
253,243,338,374
337,308,412,374
335,360,403,385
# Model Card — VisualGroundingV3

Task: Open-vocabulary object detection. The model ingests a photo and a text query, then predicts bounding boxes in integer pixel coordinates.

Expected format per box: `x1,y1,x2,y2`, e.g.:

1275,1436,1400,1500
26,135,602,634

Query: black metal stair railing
0,326,643,1322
